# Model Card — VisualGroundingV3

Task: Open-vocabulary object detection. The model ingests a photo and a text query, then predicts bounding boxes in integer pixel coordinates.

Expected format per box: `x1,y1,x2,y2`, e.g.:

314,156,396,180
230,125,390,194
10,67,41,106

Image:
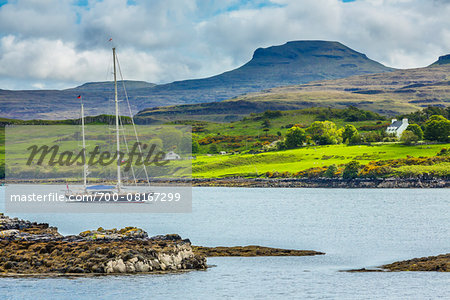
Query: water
1,187,449,299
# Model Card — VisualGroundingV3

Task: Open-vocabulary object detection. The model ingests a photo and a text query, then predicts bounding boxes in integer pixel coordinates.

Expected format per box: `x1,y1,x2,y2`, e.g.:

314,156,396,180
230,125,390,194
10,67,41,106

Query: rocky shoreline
188,177,449,188
2,177,449,188
349,254,450,272
0,213,324,276
0,213,206,275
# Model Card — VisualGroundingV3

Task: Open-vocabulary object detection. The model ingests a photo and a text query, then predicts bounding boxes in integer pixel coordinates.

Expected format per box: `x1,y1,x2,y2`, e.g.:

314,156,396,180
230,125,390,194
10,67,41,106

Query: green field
191,143,449,178
1,106,449,181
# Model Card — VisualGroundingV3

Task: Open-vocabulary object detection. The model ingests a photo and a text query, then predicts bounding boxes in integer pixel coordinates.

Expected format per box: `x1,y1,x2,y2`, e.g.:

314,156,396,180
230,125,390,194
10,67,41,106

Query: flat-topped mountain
129,41,394,108
0,41,394,120
147,40,393,91
431,54,450,66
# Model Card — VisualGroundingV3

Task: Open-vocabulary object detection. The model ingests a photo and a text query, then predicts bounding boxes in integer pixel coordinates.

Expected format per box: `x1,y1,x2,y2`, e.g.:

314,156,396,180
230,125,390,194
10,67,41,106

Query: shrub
437,148,449,156
294,167,327,178
209,144,218,154
323,164,338,178
192,140,200,153
359,161,392,178
349,134,364,145
363,131,383,143
342,161,360,180
400,131,419,145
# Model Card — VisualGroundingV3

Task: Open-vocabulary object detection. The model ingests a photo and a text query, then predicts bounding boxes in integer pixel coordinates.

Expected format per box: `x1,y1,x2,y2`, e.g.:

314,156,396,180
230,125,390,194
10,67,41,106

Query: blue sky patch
220,0,283,14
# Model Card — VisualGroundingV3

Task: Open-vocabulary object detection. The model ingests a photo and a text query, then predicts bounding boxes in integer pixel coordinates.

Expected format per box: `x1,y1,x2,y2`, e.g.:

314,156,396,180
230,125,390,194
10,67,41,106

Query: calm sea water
1,187,449,299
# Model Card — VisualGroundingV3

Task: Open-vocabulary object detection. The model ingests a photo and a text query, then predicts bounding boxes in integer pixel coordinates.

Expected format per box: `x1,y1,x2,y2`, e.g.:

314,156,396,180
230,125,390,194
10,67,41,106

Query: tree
261,119,271,128
157,128,182,151
424,115,450,142
263,110,283,119
209,144,218,154
349,134,363,145
343,161,360,180
284,126,307,149
342,124,358,143
192,140,200,154
400,131,419,145
306,121,342,145
405,124,423,140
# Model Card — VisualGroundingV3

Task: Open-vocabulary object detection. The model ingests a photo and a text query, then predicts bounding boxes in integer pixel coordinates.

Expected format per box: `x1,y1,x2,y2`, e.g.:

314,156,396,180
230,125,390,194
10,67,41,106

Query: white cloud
0,0,449,89
0,0,76,39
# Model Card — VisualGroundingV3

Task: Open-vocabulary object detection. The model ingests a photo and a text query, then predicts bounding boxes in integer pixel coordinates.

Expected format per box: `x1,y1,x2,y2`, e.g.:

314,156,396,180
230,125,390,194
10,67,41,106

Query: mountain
431,54,450,66
132,40,394,106
0,41,394,120
135,64,450,123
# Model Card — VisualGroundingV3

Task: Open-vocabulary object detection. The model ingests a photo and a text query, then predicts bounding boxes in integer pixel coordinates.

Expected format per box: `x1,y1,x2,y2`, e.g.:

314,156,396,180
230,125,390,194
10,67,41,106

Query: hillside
0,41,393,120
0,81,155,120
135,64,450,123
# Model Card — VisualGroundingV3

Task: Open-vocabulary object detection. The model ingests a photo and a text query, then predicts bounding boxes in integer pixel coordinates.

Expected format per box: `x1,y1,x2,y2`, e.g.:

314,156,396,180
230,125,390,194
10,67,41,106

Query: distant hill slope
0,41,393,120
68,80,156,93
135,64,450,123
0,80,156,120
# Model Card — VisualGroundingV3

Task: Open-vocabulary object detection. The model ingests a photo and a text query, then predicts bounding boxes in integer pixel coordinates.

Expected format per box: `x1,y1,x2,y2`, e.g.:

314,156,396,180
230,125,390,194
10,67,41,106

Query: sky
0,0,449,90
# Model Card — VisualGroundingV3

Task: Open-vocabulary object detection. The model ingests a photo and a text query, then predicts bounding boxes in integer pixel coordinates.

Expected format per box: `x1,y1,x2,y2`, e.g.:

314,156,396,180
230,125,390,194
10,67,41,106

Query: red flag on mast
77,95,81,99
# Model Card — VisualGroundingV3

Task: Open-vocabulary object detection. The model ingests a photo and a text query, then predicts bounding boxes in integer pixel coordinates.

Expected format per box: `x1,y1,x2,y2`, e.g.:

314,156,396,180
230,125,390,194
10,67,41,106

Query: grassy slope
192,143,449,178
183,107,387,154
194,109,382,136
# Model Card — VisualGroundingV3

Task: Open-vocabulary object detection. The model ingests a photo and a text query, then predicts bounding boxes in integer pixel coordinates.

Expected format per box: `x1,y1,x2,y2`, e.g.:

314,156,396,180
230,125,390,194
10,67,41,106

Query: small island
0,213,324,276
348,254,450,272
381,254,449,272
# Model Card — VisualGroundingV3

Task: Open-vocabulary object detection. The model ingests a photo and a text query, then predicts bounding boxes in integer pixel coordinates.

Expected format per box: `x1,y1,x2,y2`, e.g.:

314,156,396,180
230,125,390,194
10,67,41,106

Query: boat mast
113,47,121,192
81,97,87,190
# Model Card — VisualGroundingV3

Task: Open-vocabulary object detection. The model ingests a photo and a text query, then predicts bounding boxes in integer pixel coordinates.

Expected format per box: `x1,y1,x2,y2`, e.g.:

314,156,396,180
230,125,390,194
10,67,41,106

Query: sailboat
65,47,152,203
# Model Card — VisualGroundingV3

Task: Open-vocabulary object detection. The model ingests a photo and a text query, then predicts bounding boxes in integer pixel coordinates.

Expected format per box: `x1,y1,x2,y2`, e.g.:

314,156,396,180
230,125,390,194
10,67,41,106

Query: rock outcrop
381,253,450,272
348,253,450,272
192,245,324,257
0,213,206,275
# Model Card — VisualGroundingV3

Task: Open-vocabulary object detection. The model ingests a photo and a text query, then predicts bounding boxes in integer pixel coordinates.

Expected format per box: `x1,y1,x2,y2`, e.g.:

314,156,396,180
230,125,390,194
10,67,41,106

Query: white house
386,118,409,137
164,151,181,160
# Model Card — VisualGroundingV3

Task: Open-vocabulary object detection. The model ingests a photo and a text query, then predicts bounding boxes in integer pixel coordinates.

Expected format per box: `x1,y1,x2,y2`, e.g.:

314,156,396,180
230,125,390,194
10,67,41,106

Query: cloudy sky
0,0,449,90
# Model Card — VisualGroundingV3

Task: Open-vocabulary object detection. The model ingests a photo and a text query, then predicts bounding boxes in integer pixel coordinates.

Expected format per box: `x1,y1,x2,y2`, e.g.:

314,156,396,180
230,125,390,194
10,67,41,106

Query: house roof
388,120,403,129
